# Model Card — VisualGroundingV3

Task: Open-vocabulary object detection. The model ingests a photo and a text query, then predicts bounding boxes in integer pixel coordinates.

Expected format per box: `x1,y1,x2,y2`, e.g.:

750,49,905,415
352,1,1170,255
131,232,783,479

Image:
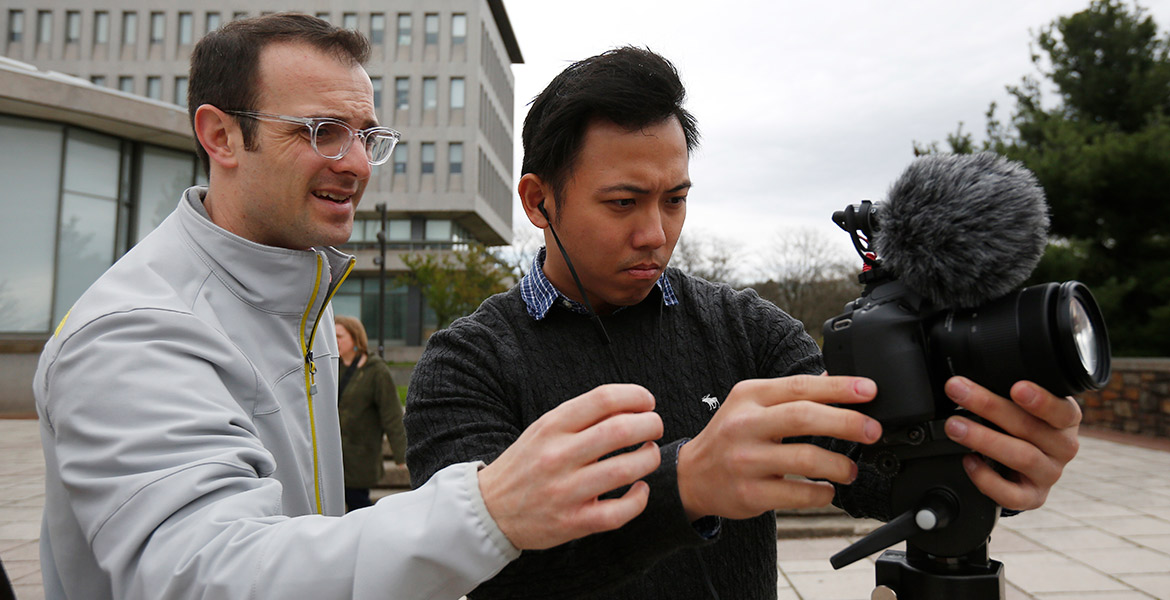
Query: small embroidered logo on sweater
700,394,719,411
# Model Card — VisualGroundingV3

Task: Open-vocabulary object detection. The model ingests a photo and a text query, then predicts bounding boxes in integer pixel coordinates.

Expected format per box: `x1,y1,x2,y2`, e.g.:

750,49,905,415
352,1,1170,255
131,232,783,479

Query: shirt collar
519,247,679,320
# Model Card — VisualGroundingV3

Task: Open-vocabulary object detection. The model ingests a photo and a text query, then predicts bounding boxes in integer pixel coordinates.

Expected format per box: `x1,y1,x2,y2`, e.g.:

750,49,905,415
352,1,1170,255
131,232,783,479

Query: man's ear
193,104,240,170
518,173,553,229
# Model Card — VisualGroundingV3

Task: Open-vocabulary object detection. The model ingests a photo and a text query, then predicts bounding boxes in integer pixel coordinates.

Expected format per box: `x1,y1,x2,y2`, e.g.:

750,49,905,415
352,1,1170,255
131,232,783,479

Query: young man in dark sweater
404,47,1083,599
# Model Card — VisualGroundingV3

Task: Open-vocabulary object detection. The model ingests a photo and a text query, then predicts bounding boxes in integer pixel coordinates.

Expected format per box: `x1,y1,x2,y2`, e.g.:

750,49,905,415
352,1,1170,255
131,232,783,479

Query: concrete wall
1078,357,1170,439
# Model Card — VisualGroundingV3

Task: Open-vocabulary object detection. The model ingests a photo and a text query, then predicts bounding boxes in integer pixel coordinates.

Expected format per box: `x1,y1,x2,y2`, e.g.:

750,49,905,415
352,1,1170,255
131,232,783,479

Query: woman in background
334,315,408,511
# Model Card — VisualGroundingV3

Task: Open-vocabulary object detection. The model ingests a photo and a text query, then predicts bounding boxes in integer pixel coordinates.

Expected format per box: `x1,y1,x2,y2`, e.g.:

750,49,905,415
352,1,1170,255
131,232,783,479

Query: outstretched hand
477,384,664,550
942,376,1081,511
677,375,883,521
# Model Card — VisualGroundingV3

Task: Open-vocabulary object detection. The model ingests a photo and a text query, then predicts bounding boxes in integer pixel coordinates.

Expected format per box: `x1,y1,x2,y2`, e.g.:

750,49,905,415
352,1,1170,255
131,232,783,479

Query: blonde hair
334,315,369,357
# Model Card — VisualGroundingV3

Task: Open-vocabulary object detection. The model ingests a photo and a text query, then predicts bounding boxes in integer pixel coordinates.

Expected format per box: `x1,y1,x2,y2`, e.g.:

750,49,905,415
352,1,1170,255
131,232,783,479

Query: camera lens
1070,297,1098,374
931,281,1111,399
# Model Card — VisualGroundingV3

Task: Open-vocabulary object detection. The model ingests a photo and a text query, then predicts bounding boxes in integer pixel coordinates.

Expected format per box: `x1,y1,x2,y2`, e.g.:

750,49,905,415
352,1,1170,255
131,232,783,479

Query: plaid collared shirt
518,247,679,320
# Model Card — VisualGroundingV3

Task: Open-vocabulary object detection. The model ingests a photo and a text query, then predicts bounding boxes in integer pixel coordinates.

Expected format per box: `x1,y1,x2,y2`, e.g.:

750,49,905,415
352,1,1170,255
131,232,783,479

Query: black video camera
822,200,1112,433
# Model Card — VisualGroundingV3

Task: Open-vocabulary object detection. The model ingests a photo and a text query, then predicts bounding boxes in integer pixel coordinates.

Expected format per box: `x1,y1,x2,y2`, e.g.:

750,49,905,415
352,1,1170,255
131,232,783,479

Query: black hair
521,46,700,221
187,12,370,175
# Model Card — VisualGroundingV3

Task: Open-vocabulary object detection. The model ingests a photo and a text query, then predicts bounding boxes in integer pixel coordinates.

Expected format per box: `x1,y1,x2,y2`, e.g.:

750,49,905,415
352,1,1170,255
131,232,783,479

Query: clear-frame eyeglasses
226,110,401,166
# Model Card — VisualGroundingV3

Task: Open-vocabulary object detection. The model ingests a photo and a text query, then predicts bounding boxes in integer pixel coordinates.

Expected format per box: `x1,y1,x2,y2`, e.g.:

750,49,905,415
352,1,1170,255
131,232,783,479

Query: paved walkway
3,418,1170,599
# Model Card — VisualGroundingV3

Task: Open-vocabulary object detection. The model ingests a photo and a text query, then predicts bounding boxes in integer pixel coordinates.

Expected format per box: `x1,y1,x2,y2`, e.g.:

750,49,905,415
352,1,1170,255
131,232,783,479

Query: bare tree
670,229,742,285
748,228,862,342
491,226,544,278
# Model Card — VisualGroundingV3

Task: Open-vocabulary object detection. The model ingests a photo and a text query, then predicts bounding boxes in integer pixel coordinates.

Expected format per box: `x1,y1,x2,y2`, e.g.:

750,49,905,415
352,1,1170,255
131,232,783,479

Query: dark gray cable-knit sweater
404,268,879,599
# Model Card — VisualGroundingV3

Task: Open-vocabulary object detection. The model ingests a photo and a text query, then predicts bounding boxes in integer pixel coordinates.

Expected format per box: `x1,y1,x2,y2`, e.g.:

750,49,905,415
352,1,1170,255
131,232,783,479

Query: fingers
570,480,652,536
739,442,859,486
573,442,662,503
545,383,657,433
736,375,878,408
945,377,1079,463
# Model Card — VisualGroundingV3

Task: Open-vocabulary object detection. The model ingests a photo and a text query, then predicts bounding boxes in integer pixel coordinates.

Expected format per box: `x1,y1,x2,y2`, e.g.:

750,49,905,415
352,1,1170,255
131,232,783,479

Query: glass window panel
421,143,435,174
388,219,411,240
424,14,438,45
63,128,120,199
146,76,162,99
425,219,450,241
371,77,383,110
423,78,437,110
178,12,193,44
205,12,220,33
342,13,357,31
94,12,108,44
370,13,384,44
135,146,194,243
118,76,133,93
395,77,409,110
232,12,247,21
452,14,466,43
122,12,136,45
8,11,23,43
396,14,411,45
332,295,362,323
66,11,80,42
90,75,106,87
450,78,465,109
37,11,51,43
150,12,164,42
174,76,188,106
0,117,62,332
54,193,117,325
315,12,330,23
393,143,407,174
449,143,463,174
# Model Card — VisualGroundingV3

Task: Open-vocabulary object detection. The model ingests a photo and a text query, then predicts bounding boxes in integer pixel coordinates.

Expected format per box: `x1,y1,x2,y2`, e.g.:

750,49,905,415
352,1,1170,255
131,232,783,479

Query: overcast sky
502,0,1170,275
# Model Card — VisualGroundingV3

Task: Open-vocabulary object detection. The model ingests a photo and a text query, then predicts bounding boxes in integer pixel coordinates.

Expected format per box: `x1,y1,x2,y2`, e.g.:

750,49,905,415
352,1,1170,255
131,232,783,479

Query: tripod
830,420,1005,600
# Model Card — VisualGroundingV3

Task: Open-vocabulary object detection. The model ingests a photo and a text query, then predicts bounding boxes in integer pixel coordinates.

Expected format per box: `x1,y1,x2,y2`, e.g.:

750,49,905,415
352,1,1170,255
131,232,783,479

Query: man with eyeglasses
33,13,663,600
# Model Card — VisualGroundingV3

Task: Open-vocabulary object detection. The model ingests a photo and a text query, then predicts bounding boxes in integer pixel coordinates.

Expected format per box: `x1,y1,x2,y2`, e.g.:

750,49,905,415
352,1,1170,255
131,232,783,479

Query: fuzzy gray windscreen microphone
874,152,1050,309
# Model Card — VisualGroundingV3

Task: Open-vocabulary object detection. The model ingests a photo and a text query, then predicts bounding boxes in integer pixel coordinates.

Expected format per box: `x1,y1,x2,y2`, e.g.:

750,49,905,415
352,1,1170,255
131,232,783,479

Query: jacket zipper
300,253,356,515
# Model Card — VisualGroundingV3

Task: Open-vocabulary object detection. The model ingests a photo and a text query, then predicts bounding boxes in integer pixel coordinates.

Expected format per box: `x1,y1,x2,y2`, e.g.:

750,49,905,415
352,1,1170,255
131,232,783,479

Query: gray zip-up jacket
33,187,518,600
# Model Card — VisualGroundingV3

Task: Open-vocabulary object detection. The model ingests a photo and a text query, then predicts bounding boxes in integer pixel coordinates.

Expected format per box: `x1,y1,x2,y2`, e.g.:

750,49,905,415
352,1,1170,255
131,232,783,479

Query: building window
395,77,409,110
90,75,106,87
205,12,220,33
369,13,384,44
66,11,80,43
178,13,193,45
425,219,451,241
94,11,108,44
424,14,438,45
37,10,51,44
122,12,137,46
7,10,22,43
150,12,164,43
396,14,411,45
423,78,437,110
371,77,383,110
393,143,407,174
174,76,188,106
135,147,196,243
118,76,133,93
342,13,357,31
232,12,247,21
450,78,465,110
449,143,463,174
452,14,466,45
421,143,435,174
146,76,162,100
315,12,330,24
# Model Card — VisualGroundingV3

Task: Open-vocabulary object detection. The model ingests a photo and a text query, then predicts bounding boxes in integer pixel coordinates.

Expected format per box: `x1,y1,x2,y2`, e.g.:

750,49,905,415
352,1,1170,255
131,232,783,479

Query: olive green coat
338,357,407,488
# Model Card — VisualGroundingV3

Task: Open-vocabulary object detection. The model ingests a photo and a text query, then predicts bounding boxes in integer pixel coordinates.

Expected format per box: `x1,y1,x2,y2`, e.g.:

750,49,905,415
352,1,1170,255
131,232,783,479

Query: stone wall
1078,358,1170,439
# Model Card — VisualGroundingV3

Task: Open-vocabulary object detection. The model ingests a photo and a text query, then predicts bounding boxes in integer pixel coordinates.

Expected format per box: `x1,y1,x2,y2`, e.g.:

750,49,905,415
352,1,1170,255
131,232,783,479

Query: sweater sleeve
405,315,717,600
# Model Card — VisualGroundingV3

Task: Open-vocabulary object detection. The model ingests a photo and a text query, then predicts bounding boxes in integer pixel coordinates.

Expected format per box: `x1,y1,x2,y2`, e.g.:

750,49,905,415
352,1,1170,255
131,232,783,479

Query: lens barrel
931,281,1111,399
